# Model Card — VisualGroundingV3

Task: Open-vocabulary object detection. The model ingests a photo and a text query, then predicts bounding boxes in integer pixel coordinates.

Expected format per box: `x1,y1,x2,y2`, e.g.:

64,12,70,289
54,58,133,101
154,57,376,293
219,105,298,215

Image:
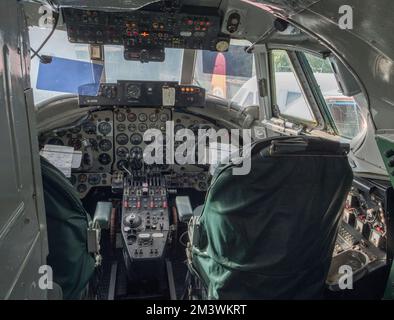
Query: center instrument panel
121,174,169,269
114,107,171,173
40,108,214,198
79,81,206,108
327,177,393,291
63,5,230,62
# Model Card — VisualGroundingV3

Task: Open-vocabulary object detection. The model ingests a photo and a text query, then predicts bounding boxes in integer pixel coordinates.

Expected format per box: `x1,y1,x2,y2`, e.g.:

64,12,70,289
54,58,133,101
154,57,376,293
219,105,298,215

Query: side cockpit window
29,27,91,106
270,50,316,124
304,53,367,140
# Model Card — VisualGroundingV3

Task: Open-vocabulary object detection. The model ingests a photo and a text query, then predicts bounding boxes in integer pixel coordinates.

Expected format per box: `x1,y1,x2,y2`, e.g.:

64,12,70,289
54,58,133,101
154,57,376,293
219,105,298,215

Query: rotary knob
125,213,142,228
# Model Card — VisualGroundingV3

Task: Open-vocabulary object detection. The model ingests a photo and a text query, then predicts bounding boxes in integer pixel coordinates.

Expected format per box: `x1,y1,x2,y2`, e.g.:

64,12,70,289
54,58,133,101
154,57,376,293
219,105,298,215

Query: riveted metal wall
0,1,48,299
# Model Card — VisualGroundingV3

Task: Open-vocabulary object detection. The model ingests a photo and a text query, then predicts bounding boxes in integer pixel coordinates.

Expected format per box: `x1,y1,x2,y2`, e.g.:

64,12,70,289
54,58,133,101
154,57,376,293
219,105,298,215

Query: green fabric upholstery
41,157,95,300
191,136,353,299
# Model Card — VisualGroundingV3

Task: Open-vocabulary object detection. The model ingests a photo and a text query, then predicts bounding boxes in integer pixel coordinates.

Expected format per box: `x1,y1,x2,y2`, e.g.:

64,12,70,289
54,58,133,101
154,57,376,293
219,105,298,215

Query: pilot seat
185,136,353,299
40,157,112,299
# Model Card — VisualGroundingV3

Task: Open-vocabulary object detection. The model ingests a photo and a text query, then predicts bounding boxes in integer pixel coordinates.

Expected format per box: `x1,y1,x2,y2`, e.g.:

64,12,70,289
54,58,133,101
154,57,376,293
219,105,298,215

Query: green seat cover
191,136,353,299
41,157,95,299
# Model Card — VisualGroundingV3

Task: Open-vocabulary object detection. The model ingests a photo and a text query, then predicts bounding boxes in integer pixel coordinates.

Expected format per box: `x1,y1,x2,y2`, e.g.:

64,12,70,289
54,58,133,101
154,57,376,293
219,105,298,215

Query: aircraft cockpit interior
1,0,394,302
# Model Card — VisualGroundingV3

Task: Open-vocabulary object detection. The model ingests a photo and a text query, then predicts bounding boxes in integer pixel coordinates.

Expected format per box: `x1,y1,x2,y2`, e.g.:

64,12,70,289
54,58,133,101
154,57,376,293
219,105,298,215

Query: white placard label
162,87,176,106
40,144,82,177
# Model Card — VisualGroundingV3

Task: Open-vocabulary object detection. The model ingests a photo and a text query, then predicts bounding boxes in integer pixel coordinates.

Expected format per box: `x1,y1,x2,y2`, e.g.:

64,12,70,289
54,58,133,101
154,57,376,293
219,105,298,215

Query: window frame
268,49,325,130
296,51,340,136
299,51,368,141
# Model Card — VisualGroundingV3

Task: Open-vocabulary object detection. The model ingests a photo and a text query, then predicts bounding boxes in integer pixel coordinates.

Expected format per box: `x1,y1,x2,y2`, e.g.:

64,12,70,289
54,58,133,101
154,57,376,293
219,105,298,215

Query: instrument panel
327,177,393,291
40,111,114,173
63,7,230,62
114,107,171,172
79,81,206,108
71,172,112,198
41,108,214,197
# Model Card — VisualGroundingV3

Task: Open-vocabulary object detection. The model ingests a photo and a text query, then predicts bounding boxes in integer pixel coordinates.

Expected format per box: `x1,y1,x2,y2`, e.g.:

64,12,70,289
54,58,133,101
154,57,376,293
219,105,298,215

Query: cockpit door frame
0,0,48,300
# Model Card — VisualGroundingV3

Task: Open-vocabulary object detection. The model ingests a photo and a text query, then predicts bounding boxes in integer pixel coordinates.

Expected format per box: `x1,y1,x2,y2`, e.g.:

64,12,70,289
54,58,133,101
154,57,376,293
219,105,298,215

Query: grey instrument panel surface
41,108,215,197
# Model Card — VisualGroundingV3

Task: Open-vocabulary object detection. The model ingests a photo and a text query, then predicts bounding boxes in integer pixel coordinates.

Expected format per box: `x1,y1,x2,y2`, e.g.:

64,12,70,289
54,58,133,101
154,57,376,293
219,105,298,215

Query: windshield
104,46,183,83
30,27,256,109
193,39,258,109
29,27,183,105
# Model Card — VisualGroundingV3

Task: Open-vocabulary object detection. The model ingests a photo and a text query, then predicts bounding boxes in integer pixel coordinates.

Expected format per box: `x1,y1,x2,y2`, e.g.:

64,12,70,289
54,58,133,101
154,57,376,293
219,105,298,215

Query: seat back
40,157,95,299
190,136,353,299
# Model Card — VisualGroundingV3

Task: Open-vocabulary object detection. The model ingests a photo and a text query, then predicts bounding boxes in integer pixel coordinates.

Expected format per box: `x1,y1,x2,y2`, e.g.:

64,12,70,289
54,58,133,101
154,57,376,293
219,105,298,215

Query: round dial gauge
99,139,112,152
130,133,143,145
127,113,137,122
117,160,129,171
77,184,87,194
149,112,159,122
117,123,126,132
82,122,96,135
138,113,147,122
138,123,148,132
116,146,129,158
98,153,112,165
116,133,129,145
130,146,143,157
88,174,101,186
159,113,169,122
98,122,112,136
128,123,137,132
78,174,88,183
116,112,126,122
126,84,141,99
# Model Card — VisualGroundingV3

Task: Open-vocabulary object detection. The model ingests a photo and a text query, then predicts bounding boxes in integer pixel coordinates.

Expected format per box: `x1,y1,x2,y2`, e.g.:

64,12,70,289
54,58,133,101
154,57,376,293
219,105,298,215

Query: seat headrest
269,137,350,156
253,136,350,157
